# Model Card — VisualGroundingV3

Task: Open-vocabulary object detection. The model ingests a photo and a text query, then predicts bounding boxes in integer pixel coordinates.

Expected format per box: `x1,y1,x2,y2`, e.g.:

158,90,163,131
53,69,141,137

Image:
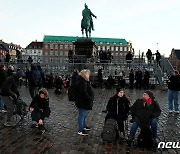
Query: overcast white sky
1,0,180,56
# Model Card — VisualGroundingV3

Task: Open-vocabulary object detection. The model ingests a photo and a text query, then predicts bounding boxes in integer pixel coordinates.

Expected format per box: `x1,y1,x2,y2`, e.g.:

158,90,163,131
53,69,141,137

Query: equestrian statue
81,3,97,38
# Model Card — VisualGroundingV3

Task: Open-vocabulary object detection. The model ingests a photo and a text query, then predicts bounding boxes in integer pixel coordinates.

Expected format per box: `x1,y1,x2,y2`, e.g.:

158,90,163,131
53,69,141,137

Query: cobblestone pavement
0,86,179,154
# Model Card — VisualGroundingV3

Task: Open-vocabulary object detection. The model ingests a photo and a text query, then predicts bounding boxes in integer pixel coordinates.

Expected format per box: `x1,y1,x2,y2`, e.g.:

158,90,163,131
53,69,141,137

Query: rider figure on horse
81,3,97,37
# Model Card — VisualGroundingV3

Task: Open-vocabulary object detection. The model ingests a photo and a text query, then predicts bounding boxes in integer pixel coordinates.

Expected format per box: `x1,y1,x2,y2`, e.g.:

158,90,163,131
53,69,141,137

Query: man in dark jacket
0,64,7,112
126,51,133,69
28,64,42,99
75,69,94,136
143,70,150,89
127,91,161,146
146,49,152,64
135,69,143,89
167,70,180,113
129,69,134,89
7,65,15,77
1,70,24,126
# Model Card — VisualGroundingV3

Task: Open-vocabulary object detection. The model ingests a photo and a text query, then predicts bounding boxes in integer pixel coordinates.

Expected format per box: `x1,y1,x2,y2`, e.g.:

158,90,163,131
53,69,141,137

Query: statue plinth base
73,38,97,70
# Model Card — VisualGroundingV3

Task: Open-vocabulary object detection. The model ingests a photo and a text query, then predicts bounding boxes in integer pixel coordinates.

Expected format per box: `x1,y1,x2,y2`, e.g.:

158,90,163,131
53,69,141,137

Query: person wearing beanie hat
0,69,24,127
104,88,130,137
127,91,161,147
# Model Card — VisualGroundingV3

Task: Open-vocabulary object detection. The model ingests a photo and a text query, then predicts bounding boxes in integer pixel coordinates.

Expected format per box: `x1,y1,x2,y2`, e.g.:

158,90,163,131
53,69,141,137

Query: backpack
68,81,78,101
137,126,153,149
101,118,119,142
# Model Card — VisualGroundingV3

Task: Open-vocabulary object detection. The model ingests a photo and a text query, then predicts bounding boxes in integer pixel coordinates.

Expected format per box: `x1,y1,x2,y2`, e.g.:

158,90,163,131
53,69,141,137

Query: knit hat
15,70,24,78
144,91,155,99
116,87,124,93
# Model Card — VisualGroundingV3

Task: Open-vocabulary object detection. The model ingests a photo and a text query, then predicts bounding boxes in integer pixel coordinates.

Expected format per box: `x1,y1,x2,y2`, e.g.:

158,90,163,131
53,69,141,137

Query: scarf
143,98,152,106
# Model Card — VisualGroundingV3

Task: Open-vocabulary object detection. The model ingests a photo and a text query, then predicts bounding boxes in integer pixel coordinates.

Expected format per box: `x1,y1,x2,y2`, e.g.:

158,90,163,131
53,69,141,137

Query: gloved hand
12,94,18,104
16,92,20,98
11,94,17,100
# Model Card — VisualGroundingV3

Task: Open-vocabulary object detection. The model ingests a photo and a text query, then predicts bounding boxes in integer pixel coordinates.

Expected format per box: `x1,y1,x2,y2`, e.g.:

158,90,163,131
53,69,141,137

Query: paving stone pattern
0,86,179,154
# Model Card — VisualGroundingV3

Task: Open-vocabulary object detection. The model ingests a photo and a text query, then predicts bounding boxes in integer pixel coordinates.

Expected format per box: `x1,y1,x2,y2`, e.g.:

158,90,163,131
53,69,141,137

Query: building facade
42,35,132,64
169,48,180,71
24,41,43,63
0,40,9,62
0,40,22,62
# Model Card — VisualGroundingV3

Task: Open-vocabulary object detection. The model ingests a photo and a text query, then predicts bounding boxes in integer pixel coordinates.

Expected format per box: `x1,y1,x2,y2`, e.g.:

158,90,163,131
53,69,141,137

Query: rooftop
43,35,128,45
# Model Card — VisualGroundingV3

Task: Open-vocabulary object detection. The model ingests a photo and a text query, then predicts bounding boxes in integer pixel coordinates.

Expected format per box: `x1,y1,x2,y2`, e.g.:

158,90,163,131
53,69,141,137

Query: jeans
130,118,158,138
78,108,88,131
1,96,15,122
168,89,179,111
0,96,5,110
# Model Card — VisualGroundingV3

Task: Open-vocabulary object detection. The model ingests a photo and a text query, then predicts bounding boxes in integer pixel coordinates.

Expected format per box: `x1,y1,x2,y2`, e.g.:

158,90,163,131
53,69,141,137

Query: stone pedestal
73,38,97,70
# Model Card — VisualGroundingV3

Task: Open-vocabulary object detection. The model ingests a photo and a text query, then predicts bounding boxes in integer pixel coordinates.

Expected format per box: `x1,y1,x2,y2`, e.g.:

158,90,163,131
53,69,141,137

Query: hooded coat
28,64,42,87
0,70,24,97
75,76,94,110
106,94,130,121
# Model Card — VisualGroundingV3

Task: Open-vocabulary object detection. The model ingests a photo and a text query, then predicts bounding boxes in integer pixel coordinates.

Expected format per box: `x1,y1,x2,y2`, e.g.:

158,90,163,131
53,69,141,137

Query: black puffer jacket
29,95,51,120
0,70,24,97
168,75,180,91
106,95,130,120
75,76,94,110
130,99,161,127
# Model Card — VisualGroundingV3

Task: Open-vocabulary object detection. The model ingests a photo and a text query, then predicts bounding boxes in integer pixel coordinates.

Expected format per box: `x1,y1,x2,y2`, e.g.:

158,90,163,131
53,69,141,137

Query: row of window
44,43,130,52
98,46,129,52
24,50,128,57
44,51,68,56
28,45,42,49
44,44,73,50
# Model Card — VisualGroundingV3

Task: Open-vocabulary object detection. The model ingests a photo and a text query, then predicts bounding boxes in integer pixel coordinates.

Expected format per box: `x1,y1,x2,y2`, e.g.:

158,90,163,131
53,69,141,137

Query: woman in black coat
75,69,94,136
105,88,130,135
29,88,51,135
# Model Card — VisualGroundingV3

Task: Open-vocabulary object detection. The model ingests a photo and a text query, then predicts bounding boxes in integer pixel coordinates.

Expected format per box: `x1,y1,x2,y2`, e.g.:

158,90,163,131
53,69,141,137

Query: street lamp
156,43,159,51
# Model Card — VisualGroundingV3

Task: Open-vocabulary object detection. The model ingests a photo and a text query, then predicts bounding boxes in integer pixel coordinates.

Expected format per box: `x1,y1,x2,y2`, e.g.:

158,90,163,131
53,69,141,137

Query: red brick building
169,48,180,71
42,35,133,64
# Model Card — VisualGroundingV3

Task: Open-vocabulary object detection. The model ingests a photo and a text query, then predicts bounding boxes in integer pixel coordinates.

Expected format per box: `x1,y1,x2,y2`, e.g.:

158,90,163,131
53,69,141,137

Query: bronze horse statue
81,3,97,38
81,17,92,38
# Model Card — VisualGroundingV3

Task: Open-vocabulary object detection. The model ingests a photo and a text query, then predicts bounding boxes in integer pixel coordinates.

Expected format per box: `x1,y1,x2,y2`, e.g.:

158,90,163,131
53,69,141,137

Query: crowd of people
97,68,151,90
0,63,179,149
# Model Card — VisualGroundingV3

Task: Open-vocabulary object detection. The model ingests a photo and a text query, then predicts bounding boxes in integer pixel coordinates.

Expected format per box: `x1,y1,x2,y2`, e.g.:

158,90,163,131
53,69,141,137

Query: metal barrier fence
0,54,164,85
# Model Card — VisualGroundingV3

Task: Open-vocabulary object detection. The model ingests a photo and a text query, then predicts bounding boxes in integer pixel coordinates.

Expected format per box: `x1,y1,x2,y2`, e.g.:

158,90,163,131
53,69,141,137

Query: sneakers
0,109,7,113
83,126,91,131
169,110,180,114
169,110,173,113
37,129,45,135
4,122,12,127
31,124,38,128
78,130,88,136
174,111,180,114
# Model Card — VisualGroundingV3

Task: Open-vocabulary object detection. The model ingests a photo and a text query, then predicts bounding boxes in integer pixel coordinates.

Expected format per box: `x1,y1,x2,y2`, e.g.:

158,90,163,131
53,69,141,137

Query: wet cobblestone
0,86,179,154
